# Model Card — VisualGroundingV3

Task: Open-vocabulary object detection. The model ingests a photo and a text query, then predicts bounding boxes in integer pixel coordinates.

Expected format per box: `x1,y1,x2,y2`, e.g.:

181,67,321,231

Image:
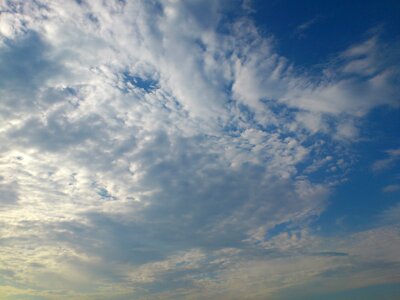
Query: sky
0,0,399,299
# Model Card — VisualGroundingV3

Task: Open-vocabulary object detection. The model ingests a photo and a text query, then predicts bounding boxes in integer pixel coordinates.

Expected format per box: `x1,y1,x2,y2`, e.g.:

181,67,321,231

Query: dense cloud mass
0,1,399,299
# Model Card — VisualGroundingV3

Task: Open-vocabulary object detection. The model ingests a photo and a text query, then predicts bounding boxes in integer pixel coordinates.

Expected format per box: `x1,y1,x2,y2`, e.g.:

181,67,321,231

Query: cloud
372,148,400,172
379,202,400,224
0,0,399,299
0,181,18,206
382,184,400,193
294,15,321,39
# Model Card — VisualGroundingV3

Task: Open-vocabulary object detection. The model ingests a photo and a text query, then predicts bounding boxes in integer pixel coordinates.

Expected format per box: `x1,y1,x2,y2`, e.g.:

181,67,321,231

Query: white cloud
0,0,399,299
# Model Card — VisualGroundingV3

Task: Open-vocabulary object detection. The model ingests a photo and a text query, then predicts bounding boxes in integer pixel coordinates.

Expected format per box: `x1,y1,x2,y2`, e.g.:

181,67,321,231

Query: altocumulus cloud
0,1,399,299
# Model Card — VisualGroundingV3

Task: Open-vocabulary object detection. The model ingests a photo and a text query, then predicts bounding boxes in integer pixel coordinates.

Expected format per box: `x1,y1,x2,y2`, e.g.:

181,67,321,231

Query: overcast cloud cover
0,0,399,299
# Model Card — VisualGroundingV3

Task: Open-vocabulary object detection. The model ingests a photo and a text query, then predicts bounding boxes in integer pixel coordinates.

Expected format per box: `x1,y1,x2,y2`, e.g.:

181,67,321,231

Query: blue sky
0,0,399,299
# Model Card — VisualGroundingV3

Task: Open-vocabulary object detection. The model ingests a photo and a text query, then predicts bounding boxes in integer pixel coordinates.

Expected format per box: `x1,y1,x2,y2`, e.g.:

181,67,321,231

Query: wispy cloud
293,15,321,39
382,184,400,193
372,148,400,172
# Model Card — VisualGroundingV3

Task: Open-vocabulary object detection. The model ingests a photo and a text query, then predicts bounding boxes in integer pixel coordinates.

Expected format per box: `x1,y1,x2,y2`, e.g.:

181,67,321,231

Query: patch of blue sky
251,0,400,68
223,99,297,136
121,71,159,93
316,106,400,234
85,12,99,25
222,102,258,135
260,98,297,117
265,221,298,240
97,187,113,200
296,136,350,179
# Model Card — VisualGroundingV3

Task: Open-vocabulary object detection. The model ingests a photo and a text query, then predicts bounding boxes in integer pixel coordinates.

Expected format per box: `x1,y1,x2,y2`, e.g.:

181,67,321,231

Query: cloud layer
0,0,399,299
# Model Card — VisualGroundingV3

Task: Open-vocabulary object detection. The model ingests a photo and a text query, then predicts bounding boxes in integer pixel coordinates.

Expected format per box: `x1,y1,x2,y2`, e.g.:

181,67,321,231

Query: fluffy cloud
0,0,399,299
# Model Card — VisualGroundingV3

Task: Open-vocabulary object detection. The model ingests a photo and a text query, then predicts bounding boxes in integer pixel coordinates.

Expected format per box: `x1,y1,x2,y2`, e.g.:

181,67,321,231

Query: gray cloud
0,182,18,206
